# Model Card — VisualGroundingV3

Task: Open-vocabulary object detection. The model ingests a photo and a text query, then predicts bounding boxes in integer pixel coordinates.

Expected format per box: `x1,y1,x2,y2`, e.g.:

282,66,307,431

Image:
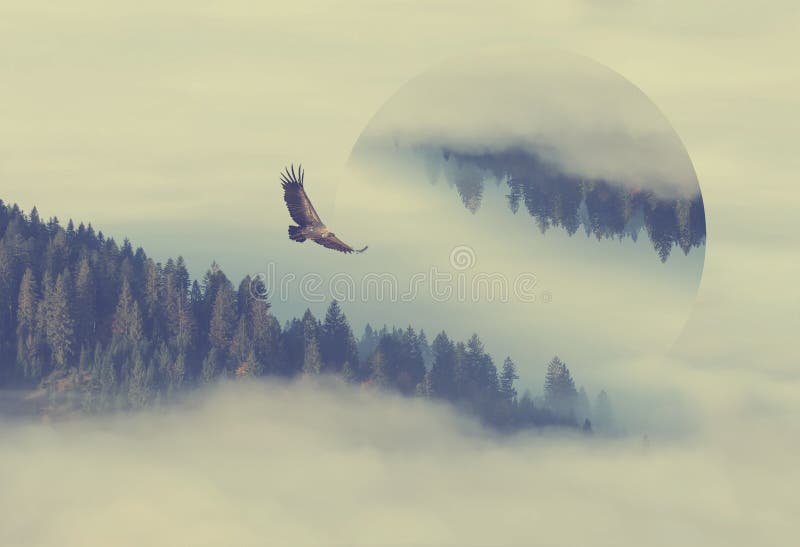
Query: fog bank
1,379,795,547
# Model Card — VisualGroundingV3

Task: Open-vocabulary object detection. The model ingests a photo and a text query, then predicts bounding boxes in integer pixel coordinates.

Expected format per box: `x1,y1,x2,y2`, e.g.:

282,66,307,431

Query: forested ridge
0,200,615,431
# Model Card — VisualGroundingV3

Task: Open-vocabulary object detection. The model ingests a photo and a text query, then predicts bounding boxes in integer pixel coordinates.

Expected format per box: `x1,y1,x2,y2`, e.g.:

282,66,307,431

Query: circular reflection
335,45,705,388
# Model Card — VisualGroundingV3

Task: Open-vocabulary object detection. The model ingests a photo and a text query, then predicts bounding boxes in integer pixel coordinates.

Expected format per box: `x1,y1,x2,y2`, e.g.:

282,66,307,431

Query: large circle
336,45,705,390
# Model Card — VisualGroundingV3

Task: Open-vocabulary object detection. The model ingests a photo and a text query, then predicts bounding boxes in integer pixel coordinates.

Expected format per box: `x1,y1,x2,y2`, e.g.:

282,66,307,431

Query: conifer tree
341,360,358,383
499,357,519,403
429,332,456,400
15,268,42,380
128,343,153,409
250,299,281,374
368,347,390,387
73,257,96,347
397,326,426,394
112,279,143,344
229,315,254,370
303,317,323,375
320,300,358,374
45,271,75,367
201,348,222,383
544,356,577,416
143,259,163,342
209,282,236,353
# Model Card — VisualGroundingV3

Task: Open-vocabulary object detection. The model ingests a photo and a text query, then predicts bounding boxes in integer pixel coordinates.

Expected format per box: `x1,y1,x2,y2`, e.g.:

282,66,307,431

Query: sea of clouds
1,377,796,547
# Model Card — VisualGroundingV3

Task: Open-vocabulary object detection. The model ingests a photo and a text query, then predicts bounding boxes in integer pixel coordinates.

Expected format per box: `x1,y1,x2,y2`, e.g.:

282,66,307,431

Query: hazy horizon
1,0,798,545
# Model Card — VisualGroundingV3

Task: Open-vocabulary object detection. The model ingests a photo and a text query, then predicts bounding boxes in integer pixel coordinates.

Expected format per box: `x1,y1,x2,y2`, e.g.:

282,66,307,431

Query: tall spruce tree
320,300,358,374
15,268,42,381
73,257,96,348
209,282,236,354
45,271,75,367
499,357,519,403
429,332,456,400
544,356,577,416
111,279,143,344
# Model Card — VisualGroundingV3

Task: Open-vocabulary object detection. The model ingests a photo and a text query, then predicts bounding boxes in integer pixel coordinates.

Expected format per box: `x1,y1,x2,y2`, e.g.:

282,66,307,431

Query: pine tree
282,318,305,376
429,332,456,400
45,271,75,367
73,257,96,347
357,323,378,362
0,246,17,374
341,360,358,383
418,329,432,367
209,282,236,353
201,348,222,383
15,268,43,381
169,351,188,393
128,343,153,409
229,315,254,371
303,326,322,375
164,257,195,351
112,279,143,344
250,299,281,374
499,357,519,403
396,326,426,394
544,356,577,416
143,259,163,342
368,347,390,387
320,300,358,374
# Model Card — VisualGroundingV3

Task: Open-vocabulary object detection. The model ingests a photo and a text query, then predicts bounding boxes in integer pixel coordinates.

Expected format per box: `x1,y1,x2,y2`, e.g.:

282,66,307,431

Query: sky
0,1,798,544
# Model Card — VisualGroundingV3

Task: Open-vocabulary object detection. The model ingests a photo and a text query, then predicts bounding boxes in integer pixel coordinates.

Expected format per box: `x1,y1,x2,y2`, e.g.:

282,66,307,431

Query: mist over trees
0,200,615,432
400,146,706,262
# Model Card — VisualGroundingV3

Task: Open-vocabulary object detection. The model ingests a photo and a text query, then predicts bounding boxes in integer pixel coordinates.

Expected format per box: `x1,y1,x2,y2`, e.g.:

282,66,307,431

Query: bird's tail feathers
288,226,306,242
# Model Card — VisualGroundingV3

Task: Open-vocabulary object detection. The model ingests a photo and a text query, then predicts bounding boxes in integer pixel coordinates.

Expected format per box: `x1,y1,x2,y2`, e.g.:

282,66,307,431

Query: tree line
0,199,615,431
405,145,705,262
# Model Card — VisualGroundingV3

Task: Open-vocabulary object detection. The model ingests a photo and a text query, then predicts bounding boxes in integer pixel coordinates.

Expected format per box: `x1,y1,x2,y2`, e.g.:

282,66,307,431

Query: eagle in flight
281,165,368,254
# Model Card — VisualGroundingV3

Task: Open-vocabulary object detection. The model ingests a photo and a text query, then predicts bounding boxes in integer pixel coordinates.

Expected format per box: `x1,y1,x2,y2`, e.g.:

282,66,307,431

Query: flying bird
281,165,368,254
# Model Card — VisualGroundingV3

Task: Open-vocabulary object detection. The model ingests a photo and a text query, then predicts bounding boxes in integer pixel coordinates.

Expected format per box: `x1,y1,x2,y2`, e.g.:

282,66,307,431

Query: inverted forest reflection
361,144,706,262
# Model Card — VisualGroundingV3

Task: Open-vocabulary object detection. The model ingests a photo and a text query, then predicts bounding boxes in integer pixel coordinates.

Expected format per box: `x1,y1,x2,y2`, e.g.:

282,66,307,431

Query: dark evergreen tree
320,300,358,374
499,357,519,403
111,279,143,344
208,281,236,356
429,332,456,400
44,271,75,368
544,356,577,417
15,268,42,381
74,257,96,348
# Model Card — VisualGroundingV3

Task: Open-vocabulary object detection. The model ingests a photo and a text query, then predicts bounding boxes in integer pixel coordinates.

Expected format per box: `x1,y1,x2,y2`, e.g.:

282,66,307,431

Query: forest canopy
0,199,615,432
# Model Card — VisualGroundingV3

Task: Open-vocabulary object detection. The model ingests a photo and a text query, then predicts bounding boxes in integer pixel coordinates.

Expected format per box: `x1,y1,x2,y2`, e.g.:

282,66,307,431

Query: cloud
354,46,700,198
0,378,796,547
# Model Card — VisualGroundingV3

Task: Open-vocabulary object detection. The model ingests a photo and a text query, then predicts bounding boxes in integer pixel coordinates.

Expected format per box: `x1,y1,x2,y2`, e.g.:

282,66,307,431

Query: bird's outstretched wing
314,236,368,254
281,165,322,226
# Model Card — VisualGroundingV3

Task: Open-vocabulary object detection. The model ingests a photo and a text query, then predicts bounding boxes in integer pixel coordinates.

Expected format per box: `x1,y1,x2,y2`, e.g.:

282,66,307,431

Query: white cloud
1,379,796,547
